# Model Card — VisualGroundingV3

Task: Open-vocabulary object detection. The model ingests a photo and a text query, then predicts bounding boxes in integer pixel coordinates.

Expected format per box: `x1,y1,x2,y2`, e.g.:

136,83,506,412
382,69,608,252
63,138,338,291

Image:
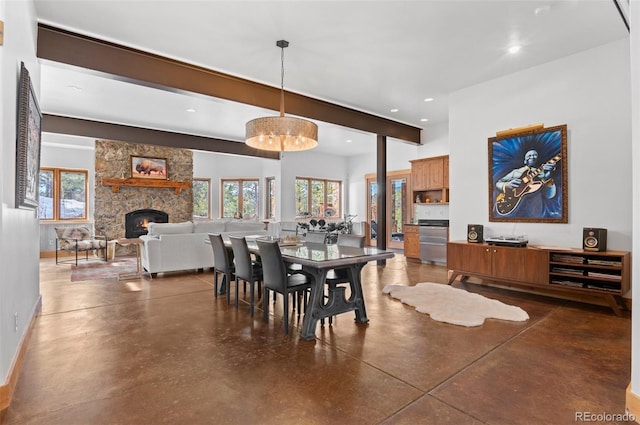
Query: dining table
208,236,395,340
247,238,394,340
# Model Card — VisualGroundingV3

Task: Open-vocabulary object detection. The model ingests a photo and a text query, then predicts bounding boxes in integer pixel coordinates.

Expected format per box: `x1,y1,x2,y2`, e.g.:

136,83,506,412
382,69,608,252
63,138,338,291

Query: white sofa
139,220,267,276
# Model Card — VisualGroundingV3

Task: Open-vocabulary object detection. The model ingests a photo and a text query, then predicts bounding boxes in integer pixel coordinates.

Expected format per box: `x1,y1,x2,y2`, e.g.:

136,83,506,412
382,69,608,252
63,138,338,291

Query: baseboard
40,250,56,258
627,384,640,423
0,296,42,413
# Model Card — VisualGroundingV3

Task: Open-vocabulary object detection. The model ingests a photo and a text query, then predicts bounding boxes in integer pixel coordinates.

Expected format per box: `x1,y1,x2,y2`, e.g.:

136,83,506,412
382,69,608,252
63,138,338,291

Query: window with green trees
221,179,259,219
193,178,211,219
295,177,341,219
39,168,88,220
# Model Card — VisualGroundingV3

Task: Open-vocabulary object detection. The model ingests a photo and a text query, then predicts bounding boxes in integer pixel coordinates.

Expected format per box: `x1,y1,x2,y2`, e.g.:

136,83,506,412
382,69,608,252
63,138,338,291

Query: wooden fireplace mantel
101,178,190,194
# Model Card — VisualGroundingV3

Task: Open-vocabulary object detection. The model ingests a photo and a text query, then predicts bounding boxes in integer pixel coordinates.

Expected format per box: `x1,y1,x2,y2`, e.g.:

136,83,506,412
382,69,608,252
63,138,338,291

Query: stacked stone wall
94,140,193,254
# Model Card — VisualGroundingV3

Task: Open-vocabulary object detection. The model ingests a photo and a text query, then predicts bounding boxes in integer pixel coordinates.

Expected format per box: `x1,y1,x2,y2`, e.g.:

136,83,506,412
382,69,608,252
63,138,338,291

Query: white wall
629,0,639,399
192,150,277,219
449,39,631,251
279,150,348,220
0,0,41,388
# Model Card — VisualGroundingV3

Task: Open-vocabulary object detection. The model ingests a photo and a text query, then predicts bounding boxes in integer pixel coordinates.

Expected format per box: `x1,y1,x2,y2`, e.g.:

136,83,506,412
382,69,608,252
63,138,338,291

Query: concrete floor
1,255,633,424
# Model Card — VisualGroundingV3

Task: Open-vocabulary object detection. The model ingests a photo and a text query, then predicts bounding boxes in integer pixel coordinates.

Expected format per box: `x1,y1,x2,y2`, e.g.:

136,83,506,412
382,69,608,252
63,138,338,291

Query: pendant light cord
279,45,285,117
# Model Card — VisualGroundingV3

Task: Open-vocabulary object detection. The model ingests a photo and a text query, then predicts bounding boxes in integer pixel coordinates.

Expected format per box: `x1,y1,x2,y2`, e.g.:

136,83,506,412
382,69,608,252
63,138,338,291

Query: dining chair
208,233,235,303
305,231,326,244
256,239,313,334
229,235,264,317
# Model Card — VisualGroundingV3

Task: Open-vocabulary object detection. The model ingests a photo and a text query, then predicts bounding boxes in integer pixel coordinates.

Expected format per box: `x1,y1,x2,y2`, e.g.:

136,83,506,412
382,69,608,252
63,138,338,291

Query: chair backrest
229,235,253,281
256,239,287,292
305,231,326,244
337,233,365,248
209,233,233,273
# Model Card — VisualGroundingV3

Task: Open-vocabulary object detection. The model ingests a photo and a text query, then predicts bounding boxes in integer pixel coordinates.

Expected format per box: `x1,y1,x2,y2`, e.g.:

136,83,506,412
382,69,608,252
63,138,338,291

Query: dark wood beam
37,24,421,144
42,114,280,159
376,135,387,264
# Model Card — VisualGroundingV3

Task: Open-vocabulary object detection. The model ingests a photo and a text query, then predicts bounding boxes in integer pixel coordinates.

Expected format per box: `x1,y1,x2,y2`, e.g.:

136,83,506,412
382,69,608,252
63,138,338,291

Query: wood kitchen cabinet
403,224,420,260
447,241,630,316
410,155,449,204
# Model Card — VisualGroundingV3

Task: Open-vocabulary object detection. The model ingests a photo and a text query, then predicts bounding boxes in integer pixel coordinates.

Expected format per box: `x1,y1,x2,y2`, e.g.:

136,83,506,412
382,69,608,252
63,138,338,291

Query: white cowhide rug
382,282,529,327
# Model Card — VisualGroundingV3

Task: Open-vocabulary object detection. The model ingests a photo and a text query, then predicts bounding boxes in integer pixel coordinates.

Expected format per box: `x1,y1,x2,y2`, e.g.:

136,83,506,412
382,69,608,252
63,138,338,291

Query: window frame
295,177,342,219
220,178,260,219
192,177,212,220
265,177,276,220
39,167,89,221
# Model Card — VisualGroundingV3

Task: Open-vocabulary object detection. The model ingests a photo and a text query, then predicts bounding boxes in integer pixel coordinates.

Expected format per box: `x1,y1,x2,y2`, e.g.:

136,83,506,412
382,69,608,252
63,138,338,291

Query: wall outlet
49,239,54,246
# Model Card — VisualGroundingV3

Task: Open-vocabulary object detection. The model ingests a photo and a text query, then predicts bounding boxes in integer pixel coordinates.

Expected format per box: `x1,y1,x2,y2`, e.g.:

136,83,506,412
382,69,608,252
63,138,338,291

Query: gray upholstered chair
256,239,312,334
304,231,326,244
208,233,234,301
229,235,263,317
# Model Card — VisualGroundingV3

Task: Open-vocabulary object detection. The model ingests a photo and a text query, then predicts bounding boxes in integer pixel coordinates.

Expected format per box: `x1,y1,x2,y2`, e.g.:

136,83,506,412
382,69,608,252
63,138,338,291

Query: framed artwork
16,62,42,210
488,124,567,223
130,156,168,180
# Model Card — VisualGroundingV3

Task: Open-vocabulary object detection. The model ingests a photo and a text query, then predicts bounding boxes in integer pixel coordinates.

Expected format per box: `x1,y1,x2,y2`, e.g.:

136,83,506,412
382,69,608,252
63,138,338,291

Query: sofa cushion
225,221,265,232
147,221,194,236
193,220,226,234
55,226,106,250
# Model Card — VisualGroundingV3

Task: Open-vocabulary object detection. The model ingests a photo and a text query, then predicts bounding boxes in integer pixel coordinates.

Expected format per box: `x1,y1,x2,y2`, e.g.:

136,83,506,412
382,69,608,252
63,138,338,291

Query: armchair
55,226,108,266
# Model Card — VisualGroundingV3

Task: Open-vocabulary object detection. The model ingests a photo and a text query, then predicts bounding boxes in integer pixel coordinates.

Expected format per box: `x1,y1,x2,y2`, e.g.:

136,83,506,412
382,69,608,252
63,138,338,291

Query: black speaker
583,228,607,252
467,224,483,243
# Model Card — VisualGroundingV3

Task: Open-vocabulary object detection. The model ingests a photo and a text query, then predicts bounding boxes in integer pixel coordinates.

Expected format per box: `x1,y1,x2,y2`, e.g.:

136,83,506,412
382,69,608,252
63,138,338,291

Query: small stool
115,238,148,280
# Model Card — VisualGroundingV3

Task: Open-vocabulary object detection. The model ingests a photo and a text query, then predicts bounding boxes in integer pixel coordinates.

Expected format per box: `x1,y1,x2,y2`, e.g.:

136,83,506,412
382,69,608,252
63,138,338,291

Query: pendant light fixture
245,40,318,152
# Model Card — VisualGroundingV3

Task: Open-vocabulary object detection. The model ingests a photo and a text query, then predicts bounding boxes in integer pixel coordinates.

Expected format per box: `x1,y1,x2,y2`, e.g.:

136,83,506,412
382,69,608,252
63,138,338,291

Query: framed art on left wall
16,62,42,210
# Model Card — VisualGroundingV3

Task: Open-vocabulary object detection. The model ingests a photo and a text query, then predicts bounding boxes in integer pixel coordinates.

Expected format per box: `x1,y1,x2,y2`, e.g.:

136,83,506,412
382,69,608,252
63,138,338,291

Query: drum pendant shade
245,40,318,152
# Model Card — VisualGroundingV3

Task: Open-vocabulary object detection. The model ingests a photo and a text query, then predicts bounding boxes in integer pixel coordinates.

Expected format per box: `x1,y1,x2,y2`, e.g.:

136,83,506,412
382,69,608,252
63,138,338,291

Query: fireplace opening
125,209,169,238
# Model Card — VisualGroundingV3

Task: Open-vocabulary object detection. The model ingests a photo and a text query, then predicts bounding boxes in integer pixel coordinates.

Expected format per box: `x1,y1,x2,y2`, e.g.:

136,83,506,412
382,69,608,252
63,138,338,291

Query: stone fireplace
94,140,193,252
125,209,169,238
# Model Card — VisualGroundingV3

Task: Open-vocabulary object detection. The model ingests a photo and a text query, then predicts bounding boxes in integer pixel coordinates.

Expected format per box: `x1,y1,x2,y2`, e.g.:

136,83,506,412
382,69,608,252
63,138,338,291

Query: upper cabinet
410,155,449,204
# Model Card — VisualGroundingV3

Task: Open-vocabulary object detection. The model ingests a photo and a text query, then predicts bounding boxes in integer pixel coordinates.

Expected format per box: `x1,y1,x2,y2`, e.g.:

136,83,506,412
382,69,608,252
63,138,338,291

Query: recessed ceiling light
345,139,353,143
423,98,434,102
390,108,399,113
508,45,522,54
186,108,197,113
420,118,429,122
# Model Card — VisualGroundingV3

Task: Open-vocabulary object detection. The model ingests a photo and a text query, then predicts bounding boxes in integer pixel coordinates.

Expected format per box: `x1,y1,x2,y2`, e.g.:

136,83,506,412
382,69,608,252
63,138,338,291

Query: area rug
382,282,529,327
70,258,138,282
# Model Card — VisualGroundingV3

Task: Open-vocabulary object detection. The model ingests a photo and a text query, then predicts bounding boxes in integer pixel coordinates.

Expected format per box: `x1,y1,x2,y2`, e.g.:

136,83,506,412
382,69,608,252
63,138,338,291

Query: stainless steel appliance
418,219,449,264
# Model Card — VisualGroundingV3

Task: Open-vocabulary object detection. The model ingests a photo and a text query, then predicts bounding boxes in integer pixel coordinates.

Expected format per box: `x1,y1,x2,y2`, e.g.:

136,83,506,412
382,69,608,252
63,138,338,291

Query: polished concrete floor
1,254,633,424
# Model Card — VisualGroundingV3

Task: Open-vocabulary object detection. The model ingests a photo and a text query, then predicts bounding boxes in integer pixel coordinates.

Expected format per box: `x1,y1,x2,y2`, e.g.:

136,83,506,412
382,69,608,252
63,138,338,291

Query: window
295,177,341,219
39,168,88,220
221,178,259,219
266,177,276,220
192,178,211,220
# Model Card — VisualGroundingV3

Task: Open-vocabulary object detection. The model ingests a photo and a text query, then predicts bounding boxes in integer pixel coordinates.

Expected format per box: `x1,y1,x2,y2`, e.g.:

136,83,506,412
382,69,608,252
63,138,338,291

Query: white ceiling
34,0,629,156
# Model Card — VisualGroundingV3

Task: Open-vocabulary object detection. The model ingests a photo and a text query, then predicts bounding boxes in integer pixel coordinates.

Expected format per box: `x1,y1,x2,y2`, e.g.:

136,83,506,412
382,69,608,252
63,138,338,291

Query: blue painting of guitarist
491,128,563,219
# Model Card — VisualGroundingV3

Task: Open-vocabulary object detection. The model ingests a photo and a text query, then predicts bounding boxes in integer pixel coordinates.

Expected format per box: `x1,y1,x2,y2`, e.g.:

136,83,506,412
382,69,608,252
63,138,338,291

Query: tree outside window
193,178,211,219
222,178,259,219
295,177,341,219
39,168,88,220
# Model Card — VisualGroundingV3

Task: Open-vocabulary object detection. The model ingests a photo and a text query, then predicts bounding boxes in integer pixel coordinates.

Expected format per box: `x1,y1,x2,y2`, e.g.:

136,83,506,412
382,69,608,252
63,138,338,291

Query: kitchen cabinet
410,155,449,204
403,224,420,259
447,241,630,316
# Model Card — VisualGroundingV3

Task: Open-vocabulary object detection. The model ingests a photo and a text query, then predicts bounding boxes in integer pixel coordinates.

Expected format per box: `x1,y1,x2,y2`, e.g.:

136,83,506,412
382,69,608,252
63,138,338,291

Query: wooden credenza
447,241,630,316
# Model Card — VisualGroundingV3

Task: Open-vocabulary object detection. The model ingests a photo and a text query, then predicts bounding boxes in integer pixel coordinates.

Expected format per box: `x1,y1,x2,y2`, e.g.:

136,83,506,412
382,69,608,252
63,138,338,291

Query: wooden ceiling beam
37,24,421,144
42,114,281,159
